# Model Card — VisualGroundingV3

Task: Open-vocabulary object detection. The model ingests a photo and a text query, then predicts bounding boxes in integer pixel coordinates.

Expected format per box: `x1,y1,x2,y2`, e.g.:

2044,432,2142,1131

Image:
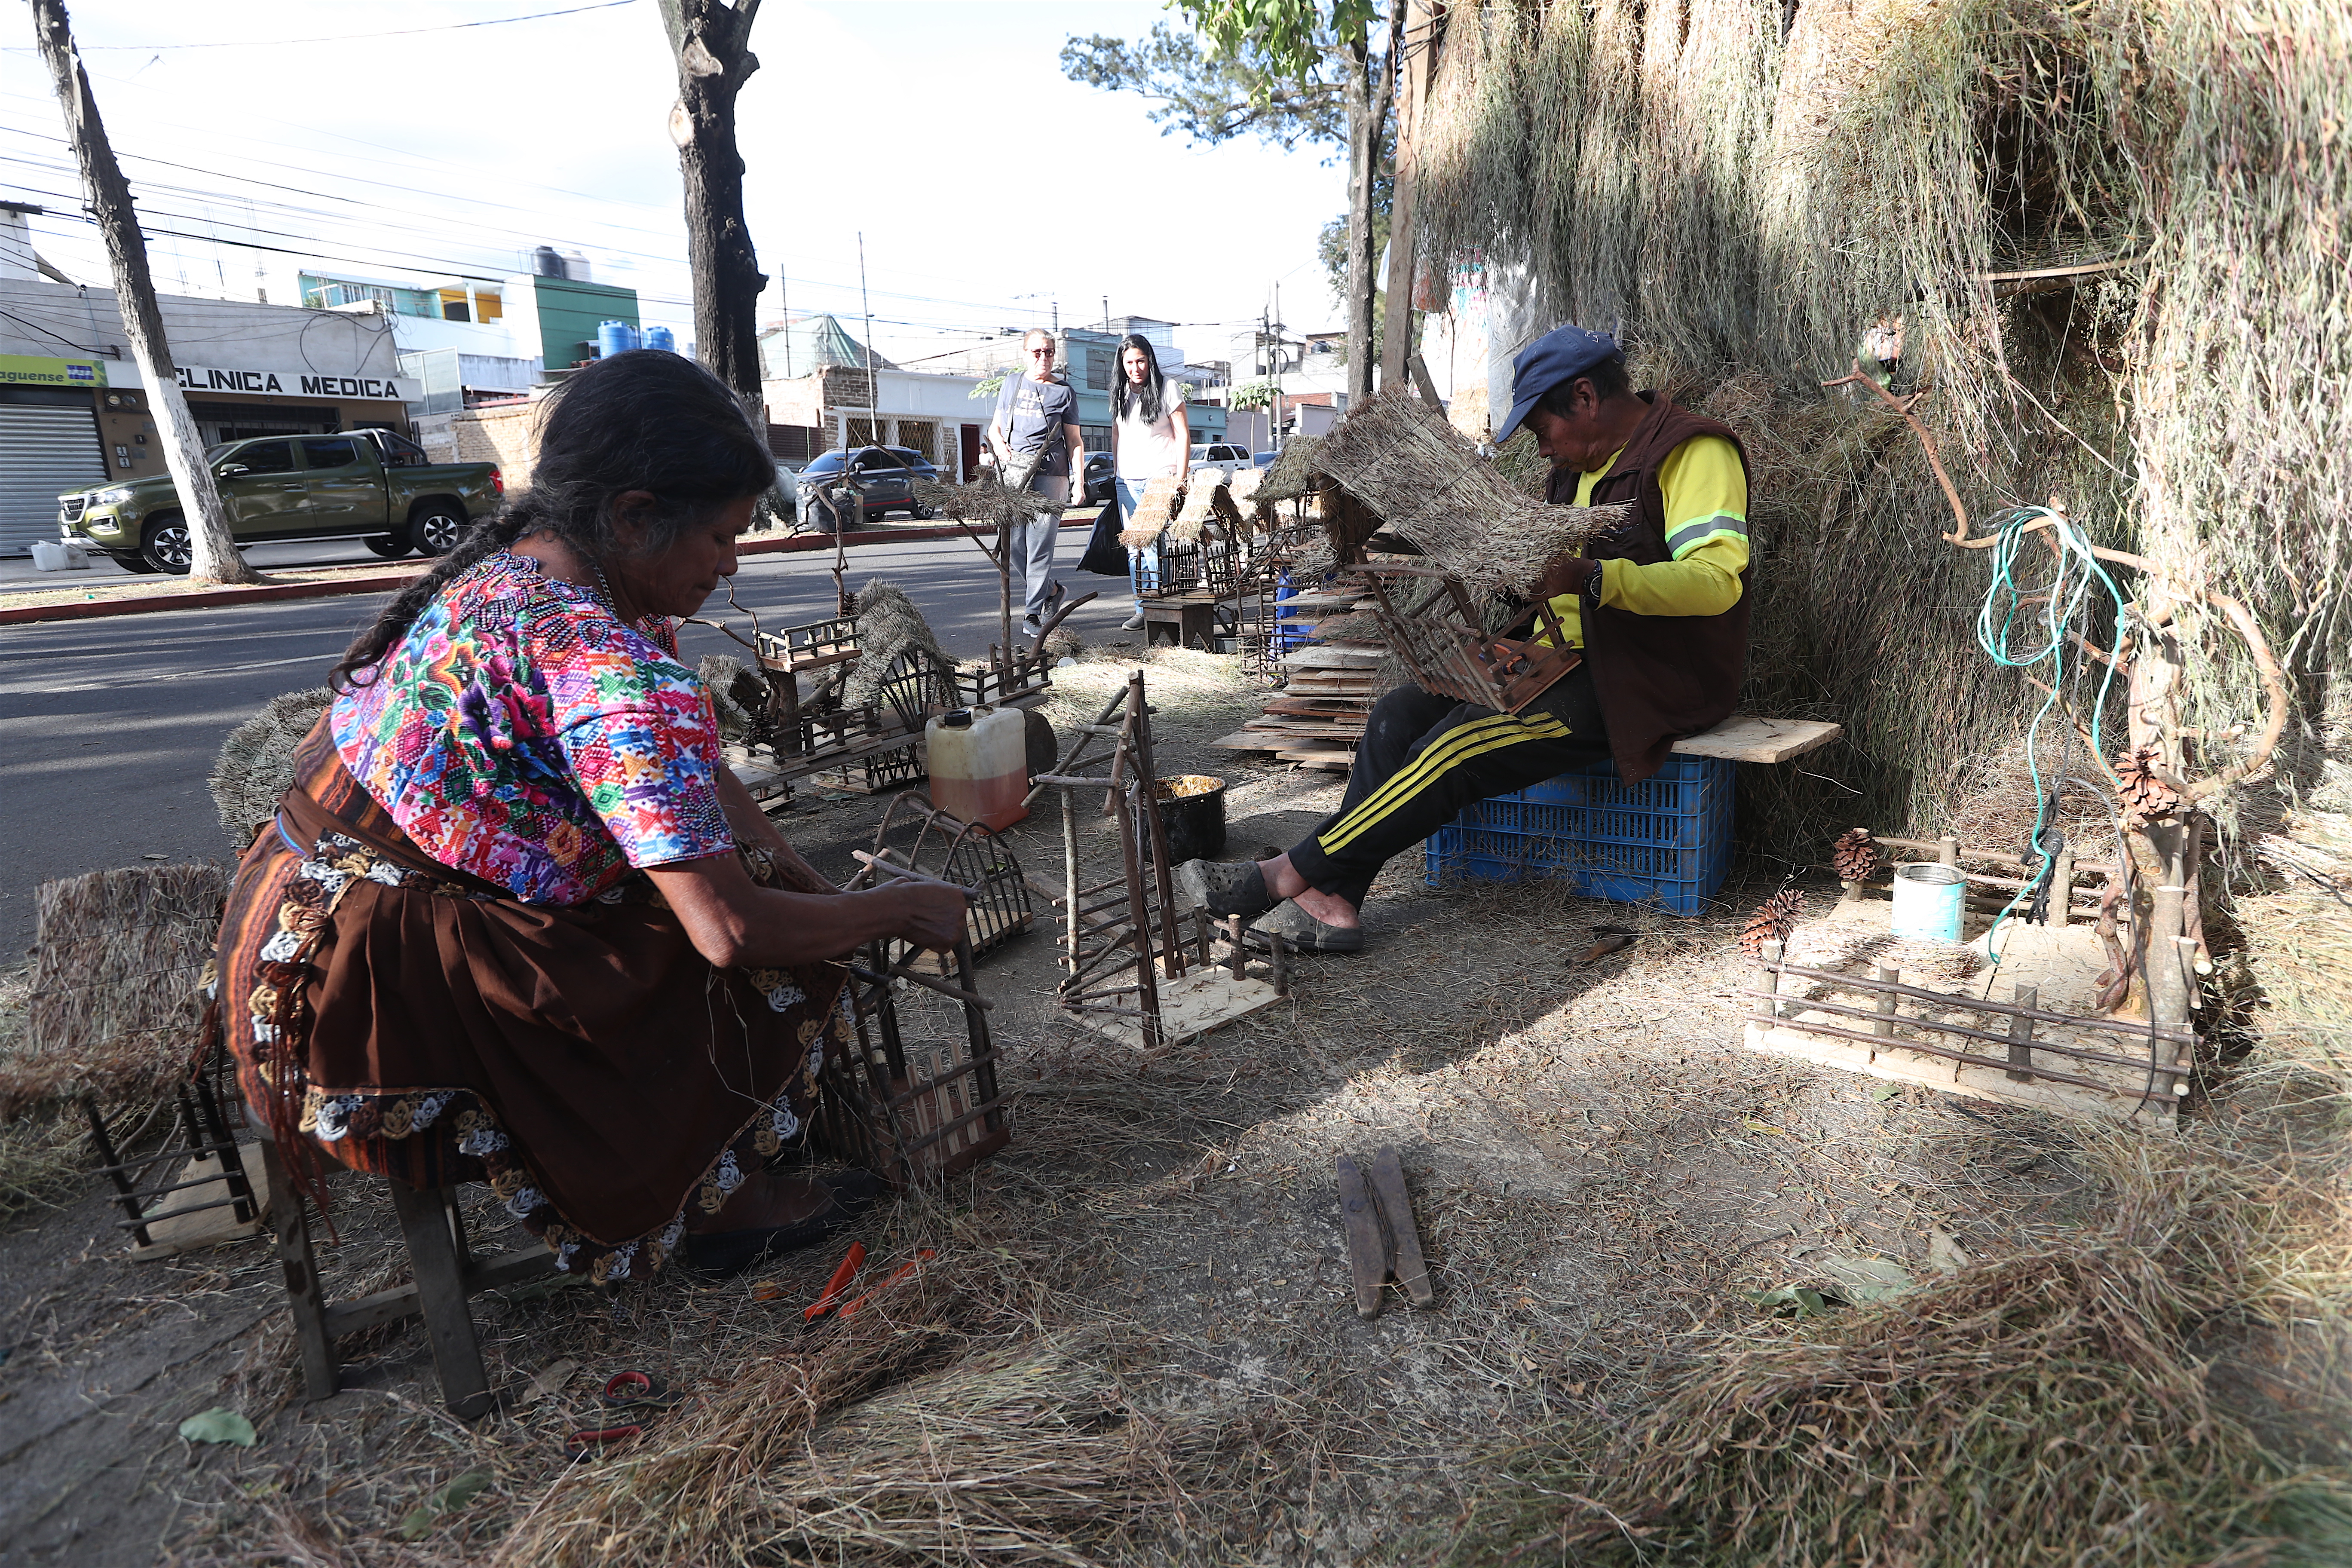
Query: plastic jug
925,706,1029,830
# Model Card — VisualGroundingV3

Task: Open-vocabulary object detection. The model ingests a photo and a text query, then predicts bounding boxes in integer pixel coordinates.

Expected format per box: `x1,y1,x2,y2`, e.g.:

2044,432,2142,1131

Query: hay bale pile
4,864,229,1120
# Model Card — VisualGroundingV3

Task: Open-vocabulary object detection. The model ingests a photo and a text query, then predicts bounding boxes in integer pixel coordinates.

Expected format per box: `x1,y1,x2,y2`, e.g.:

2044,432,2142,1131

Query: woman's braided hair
330,349,775,691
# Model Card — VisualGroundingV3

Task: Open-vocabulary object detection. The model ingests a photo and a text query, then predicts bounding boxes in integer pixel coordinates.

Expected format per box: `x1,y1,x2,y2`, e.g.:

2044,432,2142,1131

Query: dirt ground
0,646,2113,1565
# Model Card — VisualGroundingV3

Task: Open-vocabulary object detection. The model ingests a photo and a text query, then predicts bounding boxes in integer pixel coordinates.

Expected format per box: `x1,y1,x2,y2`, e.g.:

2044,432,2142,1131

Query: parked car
57,428,501,574
1188,442,1254,478
795,446,934,532
1253,450,1277,469
1081,451,1116,505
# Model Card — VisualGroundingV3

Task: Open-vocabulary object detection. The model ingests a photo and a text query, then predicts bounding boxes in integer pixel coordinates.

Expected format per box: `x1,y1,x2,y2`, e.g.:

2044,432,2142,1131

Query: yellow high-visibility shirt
1533,435,1749,648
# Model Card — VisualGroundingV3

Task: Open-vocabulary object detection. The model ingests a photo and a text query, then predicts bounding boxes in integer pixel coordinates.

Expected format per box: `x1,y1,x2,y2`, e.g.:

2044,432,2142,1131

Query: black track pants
1284,667,1612,910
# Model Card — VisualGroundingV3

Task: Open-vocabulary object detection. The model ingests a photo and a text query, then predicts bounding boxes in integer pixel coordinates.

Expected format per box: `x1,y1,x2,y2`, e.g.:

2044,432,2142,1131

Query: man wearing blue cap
1182,325,1752,953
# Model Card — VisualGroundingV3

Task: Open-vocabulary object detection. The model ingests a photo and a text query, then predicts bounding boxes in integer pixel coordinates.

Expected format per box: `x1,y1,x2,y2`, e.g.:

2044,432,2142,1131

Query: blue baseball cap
1494,325,1625,444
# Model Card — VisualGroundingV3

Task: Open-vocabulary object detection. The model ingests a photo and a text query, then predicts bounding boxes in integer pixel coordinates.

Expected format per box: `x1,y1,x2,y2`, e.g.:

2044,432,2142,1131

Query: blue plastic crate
1423,753,1734,915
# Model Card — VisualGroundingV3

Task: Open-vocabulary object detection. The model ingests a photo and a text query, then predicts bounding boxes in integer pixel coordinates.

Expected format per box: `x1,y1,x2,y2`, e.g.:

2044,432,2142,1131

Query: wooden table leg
258,1137,337,1402
389,1183,493,1420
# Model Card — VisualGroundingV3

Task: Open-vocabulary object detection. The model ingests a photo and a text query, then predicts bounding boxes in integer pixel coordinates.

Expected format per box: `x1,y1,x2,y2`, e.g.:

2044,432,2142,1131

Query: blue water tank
596,320,635,358
645,325,675,353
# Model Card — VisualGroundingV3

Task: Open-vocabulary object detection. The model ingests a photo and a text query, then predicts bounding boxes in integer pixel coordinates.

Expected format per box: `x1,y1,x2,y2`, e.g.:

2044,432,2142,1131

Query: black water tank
532,245,563,278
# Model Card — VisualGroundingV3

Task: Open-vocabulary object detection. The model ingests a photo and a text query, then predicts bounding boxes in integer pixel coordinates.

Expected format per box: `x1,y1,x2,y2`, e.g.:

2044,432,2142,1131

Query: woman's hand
648,858,966,970
887,881,971,952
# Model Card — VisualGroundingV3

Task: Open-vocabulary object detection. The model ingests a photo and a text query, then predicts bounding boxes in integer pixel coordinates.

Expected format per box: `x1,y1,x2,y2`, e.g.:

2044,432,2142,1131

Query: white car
1189,443,1253,478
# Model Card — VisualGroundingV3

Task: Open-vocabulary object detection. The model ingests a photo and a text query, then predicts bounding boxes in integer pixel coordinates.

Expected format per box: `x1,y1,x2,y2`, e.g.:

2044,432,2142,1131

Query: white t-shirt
1112,377,1186,480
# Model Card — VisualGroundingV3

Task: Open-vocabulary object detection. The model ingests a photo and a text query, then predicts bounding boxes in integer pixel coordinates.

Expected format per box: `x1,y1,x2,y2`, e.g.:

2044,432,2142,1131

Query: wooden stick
2006,984,2038,1082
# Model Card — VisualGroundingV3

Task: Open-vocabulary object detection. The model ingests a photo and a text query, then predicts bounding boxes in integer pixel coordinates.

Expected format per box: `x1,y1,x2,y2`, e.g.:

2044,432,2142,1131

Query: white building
0,203,419,554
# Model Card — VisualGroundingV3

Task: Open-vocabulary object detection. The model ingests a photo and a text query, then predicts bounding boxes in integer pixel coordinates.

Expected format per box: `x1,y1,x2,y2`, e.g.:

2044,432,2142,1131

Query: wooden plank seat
258,1136,556,1421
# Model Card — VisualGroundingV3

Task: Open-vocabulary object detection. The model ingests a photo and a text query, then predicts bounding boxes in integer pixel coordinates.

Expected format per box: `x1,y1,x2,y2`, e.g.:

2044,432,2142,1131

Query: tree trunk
658,0,769,416
1341,27,1386,405
31,0,259,585
1380,0,1435,398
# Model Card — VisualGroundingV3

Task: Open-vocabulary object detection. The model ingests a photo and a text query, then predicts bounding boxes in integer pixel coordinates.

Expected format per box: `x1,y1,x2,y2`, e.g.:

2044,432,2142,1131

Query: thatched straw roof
1310,388,1631,599
1118,474,1185,548
839,579,949,714
914,476,1059,530
1254,436,1324,505
6,864,229,1120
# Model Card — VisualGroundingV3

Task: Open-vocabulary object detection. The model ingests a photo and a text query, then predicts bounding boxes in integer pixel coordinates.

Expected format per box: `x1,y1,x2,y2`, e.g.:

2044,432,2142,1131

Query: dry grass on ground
7,649,2349,1565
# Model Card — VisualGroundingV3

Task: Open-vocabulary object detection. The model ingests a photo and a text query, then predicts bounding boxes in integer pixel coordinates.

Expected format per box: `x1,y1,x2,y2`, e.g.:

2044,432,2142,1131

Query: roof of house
758,314,898,379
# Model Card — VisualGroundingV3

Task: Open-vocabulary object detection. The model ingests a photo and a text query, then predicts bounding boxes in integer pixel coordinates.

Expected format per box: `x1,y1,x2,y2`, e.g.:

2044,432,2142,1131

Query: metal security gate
0,403,106,556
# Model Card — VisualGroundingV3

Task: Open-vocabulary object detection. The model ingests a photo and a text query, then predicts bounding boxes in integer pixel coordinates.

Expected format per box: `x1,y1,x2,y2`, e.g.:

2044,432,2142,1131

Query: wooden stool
257,1137,557,1419
1140,594,1223,649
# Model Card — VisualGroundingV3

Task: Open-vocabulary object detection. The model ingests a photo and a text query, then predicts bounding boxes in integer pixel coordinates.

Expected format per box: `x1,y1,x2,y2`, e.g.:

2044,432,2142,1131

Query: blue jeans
1114,474,1163,614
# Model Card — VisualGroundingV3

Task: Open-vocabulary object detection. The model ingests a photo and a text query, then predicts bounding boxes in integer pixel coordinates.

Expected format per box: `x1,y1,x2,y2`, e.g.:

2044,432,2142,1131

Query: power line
5,1,640,52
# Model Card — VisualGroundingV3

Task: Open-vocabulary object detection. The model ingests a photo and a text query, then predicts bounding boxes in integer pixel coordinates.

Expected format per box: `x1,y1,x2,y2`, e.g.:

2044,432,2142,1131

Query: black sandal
684,1169,884,1278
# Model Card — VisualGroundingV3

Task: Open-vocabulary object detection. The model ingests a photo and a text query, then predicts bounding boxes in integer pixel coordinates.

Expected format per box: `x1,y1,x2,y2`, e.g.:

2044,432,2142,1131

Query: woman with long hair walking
1108,333,1189,629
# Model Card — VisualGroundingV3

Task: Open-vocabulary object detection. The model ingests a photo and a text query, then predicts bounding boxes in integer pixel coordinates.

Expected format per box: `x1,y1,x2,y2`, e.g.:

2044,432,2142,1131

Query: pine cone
1831,827,1880,883
1740,888,1805,958
2115,747,2180,829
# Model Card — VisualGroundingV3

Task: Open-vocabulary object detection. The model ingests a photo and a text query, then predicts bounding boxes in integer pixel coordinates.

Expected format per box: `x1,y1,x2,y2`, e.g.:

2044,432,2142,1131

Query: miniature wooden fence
1749,938,2192,1115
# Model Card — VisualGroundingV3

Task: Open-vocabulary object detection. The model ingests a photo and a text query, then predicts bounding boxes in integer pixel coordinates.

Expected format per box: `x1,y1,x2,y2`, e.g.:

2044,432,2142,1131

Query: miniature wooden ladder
1030,670,1289,1048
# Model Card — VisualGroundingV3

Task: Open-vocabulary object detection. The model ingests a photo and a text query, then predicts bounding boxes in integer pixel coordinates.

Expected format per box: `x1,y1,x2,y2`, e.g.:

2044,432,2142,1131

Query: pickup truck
57,427,502,574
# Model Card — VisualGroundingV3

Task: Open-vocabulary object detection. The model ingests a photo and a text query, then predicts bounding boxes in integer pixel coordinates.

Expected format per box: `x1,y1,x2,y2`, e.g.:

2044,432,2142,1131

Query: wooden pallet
1069,965,1287,1049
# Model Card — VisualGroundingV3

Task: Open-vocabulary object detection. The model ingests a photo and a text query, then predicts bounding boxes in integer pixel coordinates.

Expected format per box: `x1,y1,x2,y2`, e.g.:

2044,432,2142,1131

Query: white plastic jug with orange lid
924,706,1029,830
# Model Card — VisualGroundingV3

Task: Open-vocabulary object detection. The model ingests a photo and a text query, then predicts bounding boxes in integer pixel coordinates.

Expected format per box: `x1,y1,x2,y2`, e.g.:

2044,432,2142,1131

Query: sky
0,0,1353,365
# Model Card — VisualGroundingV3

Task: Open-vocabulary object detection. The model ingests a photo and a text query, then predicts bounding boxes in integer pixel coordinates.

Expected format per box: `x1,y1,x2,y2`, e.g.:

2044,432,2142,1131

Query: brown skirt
212,717,853,1282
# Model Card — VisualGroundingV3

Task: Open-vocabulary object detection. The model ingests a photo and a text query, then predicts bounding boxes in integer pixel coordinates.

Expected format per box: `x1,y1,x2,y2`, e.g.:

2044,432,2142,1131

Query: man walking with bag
989,328,1086,634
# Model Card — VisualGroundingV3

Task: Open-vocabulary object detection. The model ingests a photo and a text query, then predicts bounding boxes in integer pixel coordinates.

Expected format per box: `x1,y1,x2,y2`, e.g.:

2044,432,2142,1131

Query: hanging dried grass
837,579,948,714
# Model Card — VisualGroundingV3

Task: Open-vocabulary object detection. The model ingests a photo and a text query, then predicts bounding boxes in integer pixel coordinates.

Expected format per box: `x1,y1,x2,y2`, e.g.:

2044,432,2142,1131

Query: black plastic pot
1148,775,1228,863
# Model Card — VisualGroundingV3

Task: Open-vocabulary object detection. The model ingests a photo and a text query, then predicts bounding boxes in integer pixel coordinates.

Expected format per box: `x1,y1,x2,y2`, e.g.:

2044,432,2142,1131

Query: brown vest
1545,394,1752,783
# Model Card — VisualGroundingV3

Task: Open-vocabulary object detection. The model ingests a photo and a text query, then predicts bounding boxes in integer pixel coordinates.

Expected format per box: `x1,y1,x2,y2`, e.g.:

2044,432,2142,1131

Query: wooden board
1335,1155,1388,1318
1281,648,1384,670
1366,1146,1433,1307
1669,715,1842,764
1209,729,1278,751
1071,965,1286,1048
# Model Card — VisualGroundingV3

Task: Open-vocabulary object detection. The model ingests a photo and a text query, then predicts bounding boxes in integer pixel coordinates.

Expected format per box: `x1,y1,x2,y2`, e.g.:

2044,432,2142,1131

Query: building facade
0,218,420,554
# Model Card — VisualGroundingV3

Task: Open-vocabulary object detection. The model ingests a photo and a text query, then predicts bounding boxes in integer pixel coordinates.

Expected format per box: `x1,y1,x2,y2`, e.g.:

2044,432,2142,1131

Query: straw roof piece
913,475,1060,530
839,578,949,714
1170,471,1225,541
1253,435,1325,504
697,654,764,741
1310,388,1632,599
1118,473,1185,548
6,864,229,1120
208,687,331,848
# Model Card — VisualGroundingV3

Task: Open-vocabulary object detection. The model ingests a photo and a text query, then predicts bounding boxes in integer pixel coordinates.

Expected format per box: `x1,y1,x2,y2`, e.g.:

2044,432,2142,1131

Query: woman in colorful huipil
211,351,966,1281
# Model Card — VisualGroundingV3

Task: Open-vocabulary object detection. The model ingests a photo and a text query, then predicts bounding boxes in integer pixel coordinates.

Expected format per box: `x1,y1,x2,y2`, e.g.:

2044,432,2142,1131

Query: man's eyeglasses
1028,347,1055,358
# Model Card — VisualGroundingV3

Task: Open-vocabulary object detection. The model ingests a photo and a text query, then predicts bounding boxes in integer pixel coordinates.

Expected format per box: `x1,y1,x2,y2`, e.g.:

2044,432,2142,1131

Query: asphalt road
0,526,1141,963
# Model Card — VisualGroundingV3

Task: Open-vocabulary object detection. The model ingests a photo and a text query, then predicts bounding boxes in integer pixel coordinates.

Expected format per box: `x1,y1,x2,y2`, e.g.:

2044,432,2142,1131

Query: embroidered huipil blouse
330,550,731,905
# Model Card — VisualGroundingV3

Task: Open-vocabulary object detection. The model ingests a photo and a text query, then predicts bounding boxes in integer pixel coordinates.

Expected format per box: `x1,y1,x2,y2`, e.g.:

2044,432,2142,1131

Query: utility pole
32,0,257,583
658,0,767,413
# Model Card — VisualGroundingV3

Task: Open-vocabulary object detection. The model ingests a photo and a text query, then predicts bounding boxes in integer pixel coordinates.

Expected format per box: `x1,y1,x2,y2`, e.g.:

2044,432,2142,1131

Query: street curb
0,511,1106,626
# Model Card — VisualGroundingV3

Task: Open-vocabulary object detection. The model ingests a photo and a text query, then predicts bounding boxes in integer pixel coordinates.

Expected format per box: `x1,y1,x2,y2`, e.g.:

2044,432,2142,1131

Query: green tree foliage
1060,22,1344,149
